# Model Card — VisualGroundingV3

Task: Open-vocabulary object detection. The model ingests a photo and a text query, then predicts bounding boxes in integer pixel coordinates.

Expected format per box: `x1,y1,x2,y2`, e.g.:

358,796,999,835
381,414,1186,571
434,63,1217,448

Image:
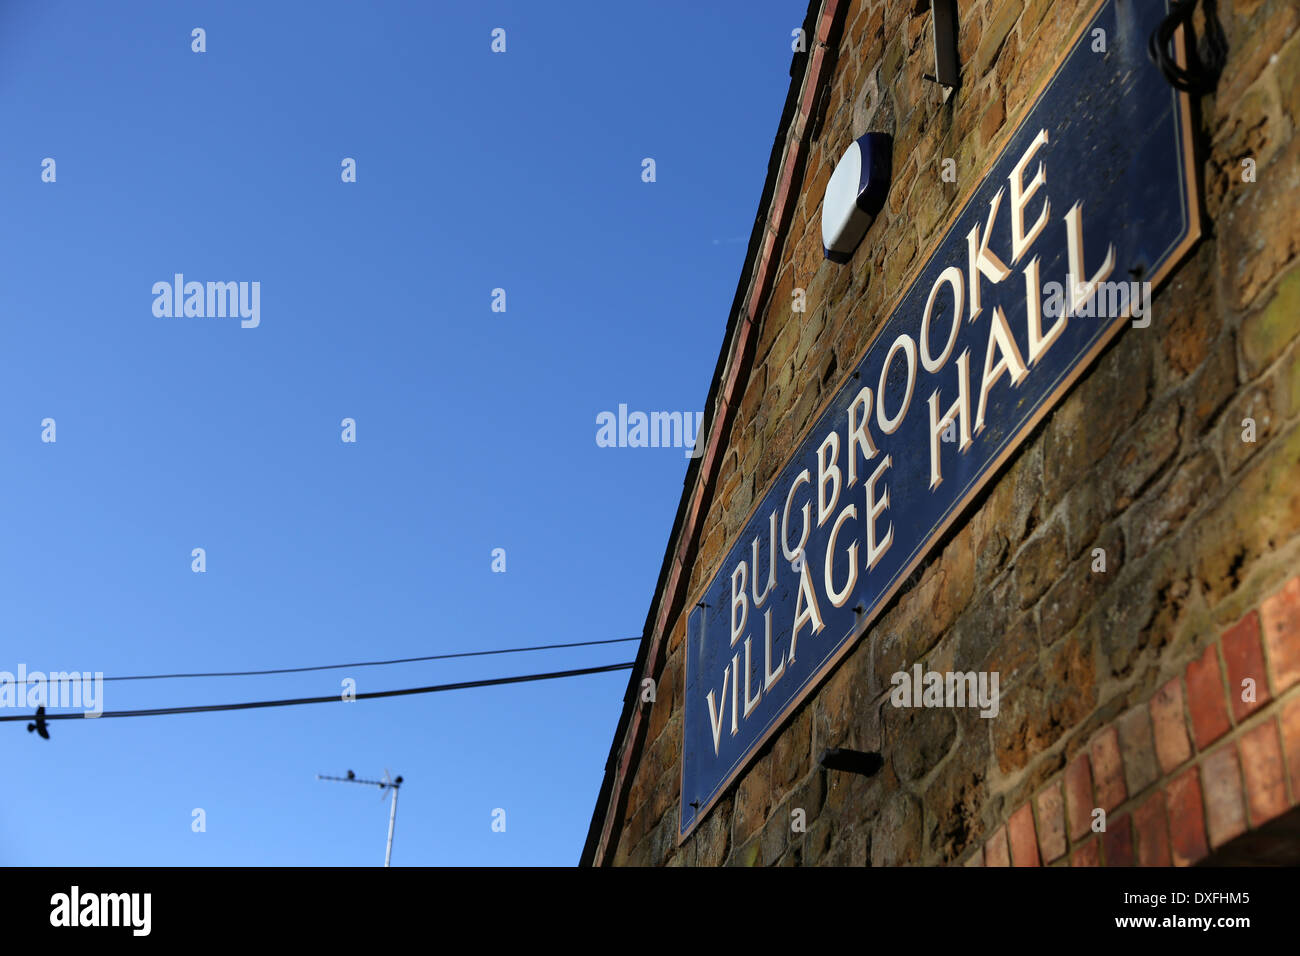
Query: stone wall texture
593,0,1300,866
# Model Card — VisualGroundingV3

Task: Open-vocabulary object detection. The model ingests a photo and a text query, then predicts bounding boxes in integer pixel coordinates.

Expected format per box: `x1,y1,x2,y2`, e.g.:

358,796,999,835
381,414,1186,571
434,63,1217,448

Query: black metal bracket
818,747,884,777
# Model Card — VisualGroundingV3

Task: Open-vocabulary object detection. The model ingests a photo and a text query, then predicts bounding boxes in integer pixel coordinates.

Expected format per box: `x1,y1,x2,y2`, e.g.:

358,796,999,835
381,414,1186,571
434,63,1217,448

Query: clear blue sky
0,0,804,865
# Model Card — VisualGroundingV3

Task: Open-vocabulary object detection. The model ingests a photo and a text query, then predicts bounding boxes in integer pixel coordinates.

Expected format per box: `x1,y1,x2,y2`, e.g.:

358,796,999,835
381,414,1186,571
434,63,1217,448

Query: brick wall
972,577,1300,866
596,0,1300,866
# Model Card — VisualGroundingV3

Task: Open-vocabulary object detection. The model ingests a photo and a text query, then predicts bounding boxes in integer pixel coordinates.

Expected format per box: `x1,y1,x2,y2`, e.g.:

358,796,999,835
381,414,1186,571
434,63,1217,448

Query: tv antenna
317,768,405,867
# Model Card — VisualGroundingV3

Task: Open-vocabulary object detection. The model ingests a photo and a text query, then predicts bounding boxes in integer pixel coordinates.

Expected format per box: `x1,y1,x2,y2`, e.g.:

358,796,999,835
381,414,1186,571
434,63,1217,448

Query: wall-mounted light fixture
920,0,960,94
821,132,892,263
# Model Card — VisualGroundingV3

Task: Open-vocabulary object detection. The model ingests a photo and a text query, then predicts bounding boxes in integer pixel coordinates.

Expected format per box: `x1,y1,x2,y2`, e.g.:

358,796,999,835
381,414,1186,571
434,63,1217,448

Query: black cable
1148,0,1227,96
8,636,642,685
0,662,635,723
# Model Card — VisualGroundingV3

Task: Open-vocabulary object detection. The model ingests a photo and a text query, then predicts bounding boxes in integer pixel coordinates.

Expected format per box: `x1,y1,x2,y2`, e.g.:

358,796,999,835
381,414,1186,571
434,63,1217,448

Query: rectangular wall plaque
680,0,1199,842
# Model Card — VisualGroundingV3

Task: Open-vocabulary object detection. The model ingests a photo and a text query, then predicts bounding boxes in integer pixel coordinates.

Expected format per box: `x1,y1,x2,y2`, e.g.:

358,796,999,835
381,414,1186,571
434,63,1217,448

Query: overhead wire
0,661,635,723
8,635,643,684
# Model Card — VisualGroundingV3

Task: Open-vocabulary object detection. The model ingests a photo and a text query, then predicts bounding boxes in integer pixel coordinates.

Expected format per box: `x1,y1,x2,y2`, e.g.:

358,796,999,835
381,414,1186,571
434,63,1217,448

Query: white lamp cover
821,132,892,264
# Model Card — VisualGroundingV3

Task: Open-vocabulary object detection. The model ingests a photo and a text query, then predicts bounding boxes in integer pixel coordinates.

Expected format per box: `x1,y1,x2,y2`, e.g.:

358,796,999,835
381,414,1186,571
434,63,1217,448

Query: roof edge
580,0,847,866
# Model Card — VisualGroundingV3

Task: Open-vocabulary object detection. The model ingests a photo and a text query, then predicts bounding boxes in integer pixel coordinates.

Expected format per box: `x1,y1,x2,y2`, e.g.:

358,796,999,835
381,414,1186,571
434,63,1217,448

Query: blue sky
0,0,803,865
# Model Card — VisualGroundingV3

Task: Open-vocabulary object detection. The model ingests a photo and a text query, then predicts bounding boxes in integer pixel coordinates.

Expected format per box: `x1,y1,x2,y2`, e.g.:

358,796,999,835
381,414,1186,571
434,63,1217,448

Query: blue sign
680,0,1199,841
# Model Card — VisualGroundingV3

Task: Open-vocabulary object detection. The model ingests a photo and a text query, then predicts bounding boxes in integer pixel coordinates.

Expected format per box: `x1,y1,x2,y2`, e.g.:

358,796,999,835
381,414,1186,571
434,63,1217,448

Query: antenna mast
317,769,405,866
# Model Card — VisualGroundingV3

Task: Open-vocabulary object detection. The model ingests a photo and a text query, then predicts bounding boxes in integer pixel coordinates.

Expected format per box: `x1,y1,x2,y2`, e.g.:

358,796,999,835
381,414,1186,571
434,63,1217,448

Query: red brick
985,824,1010,866
1222,611,1272,721
1134,792,1172,866
1167,768,1209,866
1090,727,1127,812
1117,705,1160,795
1101,814,1134,866
1071,839,1100,867
1035,781,1067,863
1008,802,1040,867
1065,753,1094,842
1262,577,1300,693
1185,645,1231,749
1284,697,1300,806
1239,720,1288,826
1201,744,1247,849
1150,678,1193,773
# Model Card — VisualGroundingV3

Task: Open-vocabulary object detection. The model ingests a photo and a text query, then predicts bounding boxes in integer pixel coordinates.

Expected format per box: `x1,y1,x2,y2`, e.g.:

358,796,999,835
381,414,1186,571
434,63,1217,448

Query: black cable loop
1148,0,1227,96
